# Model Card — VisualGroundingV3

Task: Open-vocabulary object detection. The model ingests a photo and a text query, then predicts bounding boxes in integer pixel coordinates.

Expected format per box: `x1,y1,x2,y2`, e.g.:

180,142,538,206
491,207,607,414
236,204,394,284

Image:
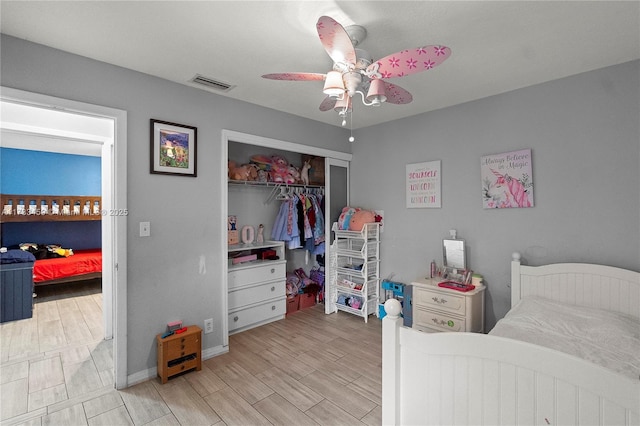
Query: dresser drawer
166,333,200,360
414,287,465,315
414,308,466,332
228,280,285,310
228,262,286,289
229,298,286,332
165,356,200,377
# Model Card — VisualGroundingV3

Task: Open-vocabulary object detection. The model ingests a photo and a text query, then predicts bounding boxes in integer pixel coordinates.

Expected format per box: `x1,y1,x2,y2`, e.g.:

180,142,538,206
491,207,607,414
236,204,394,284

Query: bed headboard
511,252,640,319
1,194,101,222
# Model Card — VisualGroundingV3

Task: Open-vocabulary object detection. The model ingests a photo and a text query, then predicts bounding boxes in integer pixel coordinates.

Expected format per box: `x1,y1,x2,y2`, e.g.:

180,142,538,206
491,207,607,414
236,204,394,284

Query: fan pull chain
349,106,355,143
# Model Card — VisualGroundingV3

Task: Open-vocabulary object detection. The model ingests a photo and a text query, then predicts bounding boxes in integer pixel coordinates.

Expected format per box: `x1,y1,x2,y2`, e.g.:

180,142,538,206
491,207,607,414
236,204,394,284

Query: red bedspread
33,249,102,283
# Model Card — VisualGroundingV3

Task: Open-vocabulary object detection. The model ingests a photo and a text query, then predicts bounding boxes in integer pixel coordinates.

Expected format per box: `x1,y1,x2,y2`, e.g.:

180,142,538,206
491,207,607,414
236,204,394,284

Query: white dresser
227,241,286,334
410,277,485,333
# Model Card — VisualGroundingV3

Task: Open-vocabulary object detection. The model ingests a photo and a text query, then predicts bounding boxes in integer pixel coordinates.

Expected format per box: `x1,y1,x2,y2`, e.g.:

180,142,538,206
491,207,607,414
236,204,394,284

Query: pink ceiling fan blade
316,16,357,68
319,96,337,111
382,81,413,104
262,73,326,81
367,45,451,79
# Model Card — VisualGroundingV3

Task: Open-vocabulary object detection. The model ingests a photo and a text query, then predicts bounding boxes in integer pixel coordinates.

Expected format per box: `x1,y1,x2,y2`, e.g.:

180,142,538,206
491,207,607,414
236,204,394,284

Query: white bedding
490,296,640,381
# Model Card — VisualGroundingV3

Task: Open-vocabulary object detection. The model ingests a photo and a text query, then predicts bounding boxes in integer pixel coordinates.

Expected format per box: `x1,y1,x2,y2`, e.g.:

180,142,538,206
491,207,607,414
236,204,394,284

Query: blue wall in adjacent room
0,148,101,194
1,148,101,249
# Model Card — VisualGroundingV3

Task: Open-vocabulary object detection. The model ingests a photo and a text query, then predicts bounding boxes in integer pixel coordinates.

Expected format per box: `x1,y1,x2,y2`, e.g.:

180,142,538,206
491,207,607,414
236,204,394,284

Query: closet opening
220,130,351,347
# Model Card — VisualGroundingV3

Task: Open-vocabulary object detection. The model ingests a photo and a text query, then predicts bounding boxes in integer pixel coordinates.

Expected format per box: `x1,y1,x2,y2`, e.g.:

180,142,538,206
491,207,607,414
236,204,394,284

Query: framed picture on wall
406,160,441,208
150,119,197,177
481,148,533,208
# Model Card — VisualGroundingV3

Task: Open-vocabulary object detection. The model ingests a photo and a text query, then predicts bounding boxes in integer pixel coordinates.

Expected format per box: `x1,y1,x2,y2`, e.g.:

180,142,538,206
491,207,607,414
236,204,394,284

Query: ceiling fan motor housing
344,72,362,97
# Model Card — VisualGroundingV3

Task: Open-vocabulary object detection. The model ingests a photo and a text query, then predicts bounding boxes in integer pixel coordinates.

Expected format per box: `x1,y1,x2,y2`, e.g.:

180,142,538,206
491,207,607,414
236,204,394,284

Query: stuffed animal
270,155,297,184
228,160,237,179
228,161,259,181
338,206,361,230
301,160,311,186
349,209,376,231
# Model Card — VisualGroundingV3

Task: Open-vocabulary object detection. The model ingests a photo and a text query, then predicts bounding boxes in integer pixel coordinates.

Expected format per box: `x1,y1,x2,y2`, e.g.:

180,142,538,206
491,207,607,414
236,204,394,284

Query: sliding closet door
324,158,349,314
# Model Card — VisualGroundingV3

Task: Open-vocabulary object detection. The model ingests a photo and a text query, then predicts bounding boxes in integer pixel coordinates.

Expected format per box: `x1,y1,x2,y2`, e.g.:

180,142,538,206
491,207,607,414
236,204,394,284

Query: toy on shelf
301,160,311,186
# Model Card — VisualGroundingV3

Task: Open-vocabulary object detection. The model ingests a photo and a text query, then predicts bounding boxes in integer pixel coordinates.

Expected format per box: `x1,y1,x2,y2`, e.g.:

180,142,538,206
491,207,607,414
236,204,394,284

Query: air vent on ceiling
190,74,235,92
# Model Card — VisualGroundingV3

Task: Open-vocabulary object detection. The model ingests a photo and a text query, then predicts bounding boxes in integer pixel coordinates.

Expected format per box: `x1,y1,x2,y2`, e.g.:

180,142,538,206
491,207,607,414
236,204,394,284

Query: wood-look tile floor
1,283,383,425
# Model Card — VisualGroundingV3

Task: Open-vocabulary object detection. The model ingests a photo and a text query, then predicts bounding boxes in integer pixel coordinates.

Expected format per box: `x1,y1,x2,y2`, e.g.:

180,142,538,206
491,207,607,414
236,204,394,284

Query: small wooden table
156,325,202,383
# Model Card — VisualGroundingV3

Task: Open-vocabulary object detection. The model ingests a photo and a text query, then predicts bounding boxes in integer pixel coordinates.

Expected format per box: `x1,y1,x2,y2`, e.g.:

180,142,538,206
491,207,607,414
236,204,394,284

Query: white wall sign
406,160,441,208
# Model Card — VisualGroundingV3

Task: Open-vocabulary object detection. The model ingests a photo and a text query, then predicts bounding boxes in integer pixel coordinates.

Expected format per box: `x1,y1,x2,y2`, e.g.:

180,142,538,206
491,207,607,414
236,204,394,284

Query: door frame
220,130,351,346
324,158,350,314
0,87,128,389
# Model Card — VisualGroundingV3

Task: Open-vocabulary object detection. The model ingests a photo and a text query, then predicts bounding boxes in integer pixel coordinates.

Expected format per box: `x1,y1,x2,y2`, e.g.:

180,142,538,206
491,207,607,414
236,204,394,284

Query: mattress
32,249,102,283
490,296,640,381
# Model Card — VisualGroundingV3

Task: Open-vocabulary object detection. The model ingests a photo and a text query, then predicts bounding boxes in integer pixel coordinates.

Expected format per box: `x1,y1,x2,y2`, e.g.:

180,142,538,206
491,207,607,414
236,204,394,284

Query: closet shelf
228,180,323,189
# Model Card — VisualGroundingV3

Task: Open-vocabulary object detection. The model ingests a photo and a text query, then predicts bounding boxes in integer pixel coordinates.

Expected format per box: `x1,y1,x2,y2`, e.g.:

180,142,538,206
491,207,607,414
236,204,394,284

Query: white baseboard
126,344,228,387
203,344,228,360
127,367,156,387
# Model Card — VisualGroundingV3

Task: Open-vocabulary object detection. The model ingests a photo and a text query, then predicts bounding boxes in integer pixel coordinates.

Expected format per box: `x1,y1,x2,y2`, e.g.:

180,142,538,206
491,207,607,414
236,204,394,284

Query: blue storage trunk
1,262,34,323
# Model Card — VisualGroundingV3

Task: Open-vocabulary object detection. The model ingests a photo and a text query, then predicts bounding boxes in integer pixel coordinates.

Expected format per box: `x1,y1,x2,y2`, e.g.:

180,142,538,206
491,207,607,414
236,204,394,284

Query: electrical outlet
204,318,214,334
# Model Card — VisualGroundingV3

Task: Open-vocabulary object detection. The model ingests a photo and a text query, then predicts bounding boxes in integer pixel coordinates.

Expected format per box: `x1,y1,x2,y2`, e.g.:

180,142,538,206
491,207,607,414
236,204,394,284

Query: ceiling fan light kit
262,15,451,139
323,71,346,97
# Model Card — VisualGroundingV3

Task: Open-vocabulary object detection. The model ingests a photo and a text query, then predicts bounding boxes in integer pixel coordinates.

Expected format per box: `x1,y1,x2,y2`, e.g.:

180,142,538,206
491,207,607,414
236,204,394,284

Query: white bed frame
382,253,640,426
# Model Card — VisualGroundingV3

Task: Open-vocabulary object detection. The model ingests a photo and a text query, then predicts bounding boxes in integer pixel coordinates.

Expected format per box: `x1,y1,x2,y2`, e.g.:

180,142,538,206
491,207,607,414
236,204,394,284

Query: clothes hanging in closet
271,192,325,255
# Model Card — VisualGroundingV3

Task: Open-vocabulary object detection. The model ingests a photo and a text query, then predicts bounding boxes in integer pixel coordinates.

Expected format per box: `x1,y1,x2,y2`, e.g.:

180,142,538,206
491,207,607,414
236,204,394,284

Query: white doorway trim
0,87,128,389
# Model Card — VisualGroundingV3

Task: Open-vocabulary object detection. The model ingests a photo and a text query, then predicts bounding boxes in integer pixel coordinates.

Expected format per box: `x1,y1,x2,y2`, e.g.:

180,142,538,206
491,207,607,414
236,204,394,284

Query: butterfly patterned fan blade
382,81,413,104
316,16,357,68
367,45,451,79
319,96,337,111
262,73,326,81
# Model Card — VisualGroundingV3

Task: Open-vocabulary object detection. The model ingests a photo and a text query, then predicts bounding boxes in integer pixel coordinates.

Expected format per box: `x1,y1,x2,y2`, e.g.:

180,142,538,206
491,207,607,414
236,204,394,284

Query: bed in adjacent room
1,193,103,286
32,248,102,286
381,253,640,426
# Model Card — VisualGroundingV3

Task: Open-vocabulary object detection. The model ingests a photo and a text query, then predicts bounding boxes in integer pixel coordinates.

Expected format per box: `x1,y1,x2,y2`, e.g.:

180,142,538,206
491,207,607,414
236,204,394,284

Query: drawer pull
432,297,448,305
271,286,275,292
233,316,239,322
181,338,185,343
272,305,276,310
270,268,275,274
181,365,185,371
181,345,185,350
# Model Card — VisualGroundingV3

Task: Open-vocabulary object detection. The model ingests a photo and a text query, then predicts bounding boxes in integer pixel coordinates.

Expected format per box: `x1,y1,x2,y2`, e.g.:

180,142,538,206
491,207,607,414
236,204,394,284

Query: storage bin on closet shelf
329,222,380,323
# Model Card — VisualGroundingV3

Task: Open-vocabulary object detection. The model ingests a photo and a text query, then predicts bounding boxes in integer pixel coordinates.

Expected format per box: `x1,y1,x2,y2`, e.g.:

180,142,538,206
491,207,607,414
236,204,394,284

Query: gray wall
2,33,638,375
0,34,351,375
350,60,640,329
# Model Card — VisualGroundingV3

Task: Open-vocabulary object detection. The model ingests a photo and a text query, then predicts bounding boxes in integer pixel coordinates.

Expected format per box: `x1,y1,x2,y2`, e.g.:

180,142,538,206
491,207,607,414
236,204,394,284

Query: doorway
0,87,128,389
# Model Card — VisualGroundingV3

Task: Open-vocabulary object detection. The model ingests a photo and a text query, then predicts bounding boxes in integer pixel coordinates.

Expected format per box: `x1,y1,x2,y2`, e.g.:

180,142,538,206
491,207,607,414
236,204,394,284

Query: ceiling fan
262,16,451,130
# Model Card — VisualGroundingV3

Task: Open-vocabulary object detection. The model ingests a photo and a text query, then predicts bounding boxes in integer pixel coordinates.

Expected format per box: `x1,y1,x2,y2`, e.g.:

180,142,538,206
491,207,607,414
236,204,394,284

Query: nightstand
156,325,202,383
410,277,485,333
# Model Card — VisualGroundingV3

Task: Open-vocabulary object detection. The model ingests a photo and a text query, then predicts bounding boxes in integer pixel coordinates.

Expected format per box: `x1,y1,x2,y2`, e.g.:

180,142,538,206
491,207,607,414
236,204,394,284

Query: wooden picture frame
150,119,197,177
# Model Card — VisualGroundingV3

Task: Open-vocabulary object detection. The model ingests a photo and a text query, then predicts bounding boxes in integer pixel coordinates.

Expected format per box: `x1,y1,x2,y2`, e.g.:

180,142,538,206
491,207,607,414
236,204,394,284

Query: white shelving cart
329,222,380,322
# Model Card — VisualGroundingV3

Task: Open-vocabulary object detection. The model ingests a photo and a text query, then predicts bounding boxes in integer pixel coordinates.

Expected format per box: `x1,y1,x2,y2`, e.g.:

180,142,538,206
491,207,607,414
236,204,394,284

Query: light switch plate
140,221,150,237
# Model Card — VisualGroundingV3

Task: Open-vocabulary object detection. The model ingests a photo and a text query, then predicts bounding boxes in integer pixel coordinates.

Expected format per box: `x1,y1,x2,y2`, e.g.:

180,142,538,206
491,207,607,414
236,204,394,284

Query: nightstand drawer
228,280,285,310
414,308,465,332
414,287,465,315
228,262,286,289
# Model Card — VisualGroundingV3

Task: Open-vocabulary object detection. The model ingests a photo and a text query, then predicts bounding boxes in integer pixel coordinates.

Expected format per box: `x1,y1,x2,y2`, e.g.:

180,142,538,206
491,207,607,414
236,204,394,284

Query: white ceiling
1,1,638,129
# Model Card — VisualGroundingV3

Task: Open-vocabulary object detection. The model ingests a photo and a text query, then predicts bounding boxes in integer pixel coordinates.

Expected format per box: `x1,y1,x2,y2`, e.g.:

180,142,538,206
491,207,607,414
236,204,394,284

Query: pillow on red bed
1,249,36,264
